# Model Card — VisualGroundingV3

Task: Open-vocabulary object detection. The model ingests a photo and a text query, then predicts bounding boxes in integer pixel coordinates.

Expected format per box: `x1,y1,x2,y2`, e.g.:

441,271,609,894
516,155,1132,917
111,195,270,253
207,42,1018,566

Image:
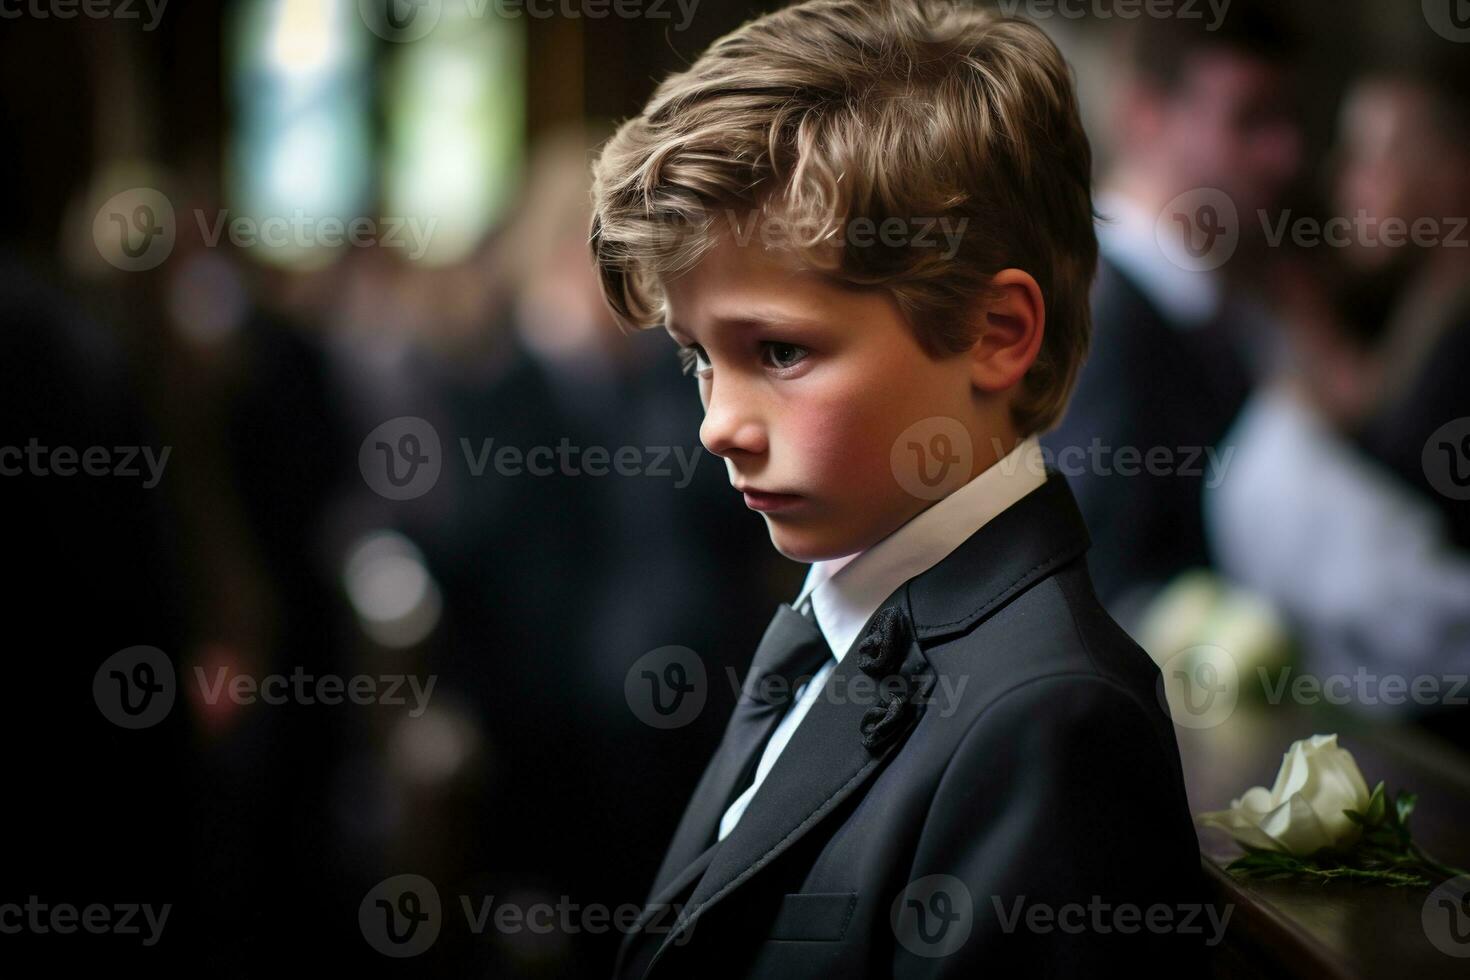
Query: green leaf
1226,850,1306,878
1394,790,1417,828
1365,782,1387,825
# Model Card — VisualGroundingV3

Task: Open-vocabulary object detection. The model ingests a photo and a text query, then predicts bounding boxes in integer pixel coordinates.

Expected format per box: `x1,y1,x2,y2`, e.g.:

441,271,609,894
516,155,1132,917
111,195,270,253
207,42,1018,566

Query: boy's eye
762,341,809,370
678,343,711,377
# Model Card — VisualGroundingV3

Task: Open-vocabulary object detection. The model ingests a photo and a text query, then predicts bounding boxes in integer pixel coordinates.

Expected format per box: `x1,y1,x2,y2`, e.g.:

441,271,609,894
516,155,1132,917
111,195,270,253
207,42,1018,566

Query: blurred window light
227,0,372,269
382,2,525,265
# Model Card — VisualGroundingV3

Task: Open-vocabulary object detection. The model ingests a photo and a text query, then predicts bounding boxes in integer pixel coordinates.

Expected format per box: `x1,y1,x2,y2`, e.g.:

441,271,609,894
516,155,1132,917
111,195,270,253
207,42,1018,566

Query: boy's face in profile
663,229,991,564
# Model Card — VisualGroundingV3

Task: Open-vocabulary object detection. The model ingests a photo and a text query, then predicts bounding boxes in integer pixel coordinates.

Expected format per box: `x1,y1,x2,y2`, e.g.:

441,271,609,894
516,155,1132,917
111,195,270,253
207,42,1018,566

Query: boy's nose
700,383,768,460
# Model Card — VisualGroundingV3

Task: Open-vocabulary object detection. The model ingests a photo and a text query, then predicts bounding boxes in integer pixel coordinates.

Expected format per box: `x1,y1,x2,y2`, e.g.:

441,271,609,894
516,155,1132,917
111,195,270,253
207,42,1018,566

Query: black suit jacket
615,473,1205,978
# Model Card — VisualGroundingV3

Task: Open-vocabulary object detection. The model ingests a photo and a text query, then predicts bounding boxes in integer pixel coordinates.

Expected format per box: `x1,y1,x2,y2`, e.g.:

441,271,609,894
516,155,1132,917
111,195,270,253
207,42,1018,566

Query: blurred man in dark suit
1045,3,1302,624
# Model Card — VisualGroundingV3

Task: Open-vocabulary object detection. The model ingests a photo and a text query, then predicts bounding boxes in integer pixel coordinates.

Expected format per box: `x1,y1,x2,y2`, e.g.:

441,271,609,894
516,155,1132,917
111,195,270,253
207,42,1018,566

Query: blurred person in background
1206,52,1470,751
1337,58,1470,546
1044,1,1302,627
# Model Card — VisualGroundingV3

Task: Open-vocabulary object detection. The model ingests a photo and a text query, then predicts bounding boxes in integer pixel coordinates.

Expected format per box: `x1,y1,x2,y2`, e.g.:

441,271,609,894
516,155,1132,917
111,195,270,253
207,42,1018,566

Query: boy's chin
764,522,864,565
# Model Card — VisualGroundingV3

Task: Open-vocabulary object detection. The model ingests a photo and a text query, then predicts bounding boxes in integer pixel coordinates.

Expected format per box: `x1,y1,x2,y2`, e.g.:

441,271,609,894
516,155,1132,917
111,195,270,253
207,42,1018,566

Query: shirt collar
1094,189,1222,329
794,434,1047,663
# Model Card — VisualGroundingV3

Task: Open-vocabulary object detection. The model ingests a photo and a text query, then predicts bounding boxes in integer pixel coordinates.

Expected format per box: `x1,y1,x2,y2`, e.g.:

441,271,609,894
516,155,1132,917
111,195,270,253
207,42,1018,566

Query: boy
590,2,1203,976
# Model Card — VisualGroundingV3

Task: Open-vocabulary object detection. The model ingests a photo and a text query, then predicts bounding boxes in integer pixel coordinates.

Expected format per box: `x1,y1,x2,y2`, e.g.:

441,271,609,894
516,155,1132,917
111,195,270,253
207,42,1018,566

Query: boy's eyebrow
666,311,827,341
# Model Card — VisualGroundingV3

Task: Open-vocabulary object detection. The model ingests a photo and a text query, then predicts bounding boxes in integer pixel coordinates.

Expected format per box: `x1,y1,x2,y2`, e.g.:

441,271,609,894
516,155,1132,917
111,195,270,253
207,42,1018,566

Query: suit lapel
906,471,1090,645
639,602,827,912
644,591,936,973
638,722,749,913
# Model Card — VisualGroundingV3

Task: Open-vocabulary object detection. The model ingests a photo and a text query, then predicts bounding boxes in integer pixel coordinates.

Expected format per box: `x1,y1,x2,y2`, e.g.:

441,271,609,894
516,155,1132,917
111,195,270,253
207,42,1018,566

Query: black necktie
716,600,831,826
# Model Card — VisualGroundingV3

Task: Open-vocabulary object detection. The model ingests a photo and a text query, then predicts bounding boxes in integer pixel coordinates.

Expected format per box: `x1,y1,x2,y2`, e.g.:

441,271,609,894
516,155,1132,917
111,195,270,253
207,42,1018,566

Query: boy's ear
968,269,1045,395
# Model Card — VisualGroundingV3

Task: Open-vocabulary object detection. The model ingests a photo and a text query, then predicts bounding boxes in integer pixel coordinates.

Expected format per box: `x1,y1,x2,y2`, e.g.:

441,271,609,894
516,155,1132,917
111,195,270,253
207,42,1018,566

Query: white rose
1196,733,1372,856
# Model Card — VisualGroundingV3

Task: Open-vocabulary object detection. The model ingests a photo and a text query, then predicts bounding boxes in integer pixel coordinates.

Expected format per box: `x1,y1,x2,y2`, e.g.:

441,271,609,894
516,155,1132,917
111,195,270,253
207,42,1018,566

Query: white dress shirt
717,435,1048,840
1205,386,1470,715
1093,189,1222,330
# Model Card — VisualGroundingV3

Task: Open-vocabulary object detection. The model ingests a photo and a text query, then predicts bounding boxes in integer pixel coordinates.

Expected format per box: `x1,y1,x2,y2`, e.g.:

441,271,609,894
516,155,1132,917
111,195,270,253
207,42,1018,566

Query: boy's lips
736,485,804,512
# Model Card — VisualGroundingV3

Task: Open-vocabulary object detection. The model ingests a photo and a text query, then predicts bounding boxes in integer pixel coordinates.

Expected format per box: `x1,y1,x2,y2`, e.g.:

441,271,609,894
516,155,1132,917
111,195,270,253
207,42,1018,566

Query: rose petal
1261,792,1333,855
1197,806,1283,852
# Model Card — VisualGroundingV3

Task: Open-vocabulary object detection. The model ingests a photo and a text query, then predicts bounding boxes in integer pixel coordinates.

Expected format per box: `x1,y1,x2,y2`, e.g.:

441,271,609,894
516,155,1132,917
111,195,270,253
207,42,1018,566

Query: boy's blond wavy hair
589,0,1097,434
